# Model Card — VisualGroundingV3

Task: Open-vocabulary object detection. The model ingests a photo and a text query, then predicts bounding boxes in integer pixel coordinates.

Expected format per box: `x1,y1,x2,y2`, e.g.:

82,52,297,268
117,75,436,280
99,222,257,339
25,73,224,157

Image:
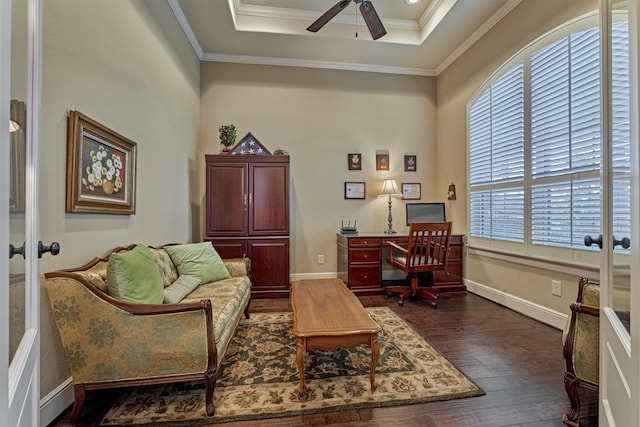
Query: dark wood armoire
204,154,290,298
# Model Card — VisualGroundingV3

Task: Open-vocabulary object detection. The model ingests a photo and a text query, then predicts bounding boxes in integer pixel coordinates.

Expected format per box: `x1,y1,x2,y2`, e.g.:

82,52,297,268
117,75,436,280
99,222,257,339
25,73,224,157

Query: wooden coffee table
290,278,381,399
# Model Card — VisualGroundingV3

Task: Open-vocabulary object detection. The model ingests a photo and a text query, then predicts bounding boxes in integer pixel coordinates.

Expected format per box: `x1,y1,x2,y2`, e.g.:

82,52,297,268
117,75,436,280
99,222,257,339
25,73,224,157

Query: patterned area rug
100,307,483,426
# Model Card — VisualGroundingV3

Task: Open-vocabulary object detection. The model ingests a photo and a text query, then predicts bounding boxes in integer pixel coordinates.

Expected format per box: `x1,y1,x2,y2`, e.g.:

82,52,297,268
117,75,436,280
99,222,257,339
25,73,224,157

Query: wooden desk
337,232,465,295
290,279,381,398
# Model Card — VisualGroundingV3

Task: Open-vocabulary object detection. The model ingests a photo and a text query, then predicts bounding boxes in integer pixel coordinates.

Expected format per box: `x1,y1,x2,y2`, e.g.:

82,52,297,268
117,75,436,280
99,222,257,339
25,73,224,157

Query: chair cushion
107,245,164,304
164,242,231,284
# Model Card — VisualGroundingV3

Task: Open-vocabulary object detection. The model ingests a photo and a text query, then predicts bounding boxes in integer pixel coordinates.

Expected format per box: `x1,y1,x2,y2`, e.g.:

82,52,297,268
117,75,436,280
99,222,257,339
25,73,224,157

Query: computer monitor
405,202,446,225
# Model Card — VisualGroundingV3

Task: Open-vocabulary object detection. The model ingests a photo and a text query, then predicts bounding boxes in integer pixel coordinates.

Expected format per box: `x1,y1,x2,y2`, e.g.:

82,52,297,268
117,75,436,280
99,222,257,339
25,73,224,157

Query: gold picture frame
66,111,137,214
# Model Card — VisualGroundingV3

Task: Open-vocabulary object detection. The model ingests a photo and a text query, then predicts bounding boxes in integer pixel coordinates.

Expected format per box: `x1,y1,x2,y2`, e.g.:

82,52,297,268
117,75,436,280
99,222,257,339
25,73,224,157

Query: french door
599,0,639,425
1,0,42,425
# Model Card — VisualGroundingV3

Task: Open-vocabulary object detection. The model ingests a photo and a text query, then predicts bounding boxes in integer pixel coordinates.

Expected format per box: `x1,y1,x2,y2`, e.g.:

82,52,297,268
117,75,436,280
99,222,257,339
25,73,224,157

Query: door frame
1,0,42,425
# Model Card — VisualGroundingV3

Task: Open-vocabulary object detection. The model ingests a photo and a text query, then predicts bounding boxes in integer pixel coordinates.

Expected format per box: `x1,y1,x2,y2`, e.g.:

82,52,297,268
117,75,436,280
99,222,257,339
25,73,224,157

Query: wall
38,0,200,412
436,0,598,319
200,63,437,277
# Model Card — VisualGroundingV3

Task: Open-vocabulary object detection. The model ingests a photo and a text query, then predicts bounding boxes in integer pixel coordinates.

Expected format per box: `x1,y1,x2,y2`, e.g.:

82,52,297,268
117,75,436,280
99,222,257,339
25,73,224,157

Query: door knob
9,243,25,259
584,234,603,249
38,241,60,258
584,234,630,250
613,236,630,249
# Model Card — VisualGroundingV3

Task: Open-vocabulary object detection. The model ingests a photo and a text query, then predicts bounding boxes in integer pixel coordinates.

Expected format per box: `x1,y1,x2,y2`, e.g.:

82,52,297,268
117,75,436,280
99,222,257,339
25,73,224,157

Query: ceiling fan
306,0,387,41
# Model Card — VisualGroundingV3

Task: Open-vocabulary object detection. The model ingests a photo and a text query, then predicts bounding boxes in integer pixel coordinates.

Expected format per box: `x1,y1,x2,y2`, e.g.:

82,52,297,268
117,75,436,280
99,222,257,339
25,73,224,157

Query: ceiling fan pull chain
355,4,358,38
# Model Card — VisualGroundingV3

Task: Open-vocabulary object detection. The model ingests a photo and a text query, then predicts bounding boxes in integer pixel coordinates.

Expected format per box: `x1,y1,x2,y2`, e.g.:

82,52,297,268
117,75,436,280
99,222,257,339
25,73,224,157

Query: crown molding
436,0,522,74
202,52,435,76
168,0,203,59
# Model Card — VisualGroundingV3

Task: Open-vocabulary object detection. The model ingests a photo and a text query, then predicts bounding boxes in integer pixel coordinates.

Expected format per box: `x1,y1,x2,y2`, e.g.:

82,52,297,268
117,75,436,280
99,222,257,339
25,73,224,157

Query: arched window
467,14,629,262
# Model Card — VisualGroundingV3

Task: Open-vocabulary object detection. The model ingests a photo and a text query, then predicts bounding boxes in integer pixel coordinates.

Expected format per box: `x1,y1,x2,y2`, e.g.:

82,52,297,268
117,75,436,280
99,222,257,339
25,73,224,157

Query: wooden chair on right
385,221,452,307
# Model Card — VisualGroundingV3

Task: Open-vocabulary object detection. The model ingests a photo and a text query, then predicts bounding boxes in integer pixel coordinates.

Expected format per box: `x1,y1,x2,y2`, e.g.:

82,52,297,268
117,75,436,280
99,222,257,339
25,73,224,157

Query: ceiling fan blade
359,0,387,40
306,0,352,33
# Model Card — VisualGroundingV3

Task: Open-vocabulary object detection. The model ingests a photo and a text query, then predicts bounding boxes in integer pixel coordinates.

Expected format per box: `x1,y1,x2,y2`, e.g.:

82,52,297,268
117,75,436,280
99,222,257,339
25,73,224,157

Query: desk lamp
378,178,402,234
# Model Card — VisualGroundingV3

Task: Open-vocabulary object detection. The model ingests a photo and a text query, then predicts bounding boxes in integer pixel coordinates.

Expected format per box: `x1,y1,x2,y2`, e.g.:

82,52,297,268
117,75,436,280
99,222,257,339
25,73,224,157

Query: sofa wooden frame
45,244,251,424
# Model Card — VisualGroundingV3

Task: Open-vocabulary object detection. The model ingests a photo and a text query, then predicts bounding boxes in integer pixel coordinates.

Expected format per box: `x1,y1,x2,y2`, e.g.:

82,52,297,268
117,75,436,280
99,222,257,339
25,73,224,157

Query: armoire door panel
248,239,290,291
249,164,289,235
205,163,247,237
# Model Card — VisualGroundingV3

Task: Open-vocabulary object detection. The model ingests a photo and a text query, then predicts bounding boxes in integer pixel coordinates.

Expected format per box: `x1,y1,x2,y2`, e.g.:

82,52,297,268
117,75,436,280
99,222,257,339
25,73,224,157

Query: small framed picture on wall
348,153,362,170
401,183,421,200
376,154,389,171
404,155,417,171
344,182,366,199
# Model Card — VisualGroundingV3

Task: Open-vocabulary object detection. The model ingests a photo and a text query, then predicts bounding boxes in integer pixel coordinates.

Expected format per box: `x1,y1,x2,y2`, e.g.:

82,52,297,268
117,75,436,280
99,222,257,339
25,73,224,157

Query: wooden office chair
385,221,452,307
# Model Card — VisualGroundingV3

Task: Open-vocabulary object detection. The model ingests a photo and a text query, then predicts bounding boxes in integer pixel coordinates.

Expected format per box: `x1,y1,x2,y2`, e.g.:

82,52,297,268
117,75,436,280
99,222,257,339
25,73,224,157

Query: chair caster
431,302,438,308
398,300,404,306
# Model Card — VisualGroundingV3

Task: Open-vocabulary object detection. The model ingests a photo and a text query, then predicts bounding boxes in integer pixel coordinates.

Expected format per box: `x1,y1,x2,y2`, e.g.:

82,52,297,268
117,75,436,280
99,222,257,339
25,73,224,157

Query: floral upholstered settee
44,242,251,425
562,276,599,426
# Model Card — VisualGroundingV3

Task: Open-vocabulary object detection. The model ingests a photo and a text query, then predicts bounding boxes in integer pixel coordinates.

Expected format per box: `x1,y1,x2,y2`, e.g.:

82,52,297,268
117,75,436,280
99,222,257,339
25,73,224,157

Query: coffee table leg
296,337,307,399
370,333,380,392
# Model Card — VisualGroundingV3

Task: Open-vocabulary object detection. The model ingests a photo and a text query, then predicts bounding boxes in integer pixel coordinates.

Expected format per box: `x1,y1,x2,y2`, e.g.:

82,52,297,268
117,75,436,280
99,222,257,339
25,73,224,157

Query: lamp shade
379,178,401,196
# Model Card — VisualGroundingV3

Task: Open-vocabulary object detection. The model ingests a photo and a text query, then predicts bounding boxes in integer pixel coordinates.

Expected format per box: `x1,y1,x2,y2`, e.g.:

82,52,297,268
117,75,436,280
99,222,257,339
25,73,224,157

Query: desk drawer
349,248,380,263
382,237,408,247
349,238,381,248
447,245,462,261
349,265,381,287
434,263,462,283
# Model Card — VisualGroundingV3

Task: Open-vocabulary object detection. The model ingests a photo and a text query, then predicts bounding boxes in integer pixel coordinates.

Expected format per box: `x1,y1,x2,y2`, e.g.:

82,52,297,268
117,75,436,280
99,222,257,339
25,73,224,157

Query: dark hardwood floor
49,292,598,427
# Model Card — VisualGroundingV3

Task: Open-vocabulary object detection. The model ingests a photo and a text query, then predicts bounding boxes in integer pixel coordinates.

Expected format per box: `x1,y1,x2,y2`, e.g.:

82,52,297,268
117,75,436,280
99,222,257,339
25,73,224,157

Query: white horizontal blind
469,63,524,240
468,19,631,253
530,27,601,248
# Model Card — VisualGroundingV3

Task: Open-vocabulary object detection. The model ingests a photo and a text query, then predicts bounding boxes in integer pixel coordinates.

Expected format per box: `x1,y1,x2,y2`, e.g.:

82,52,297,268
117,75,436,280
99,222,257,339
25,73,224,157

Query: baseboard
464,278,568,330
40,377,74,427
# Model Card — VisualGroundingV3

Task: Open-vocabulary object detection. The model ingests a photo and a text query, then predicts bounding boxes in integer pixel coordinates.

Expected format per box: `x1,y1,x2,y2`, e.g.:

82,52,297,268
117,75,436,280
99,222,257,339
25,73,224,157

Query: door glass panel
9,0,28,366
611,0,631,333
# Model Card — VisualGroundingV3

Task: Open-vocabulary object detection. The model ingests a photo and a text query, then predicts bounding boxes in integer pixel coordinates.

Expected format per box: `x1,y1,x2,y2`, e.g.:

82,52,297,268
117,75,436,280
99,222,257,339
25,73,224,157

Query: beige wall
436,0,599,314
35,0,604,417
200,63,438,275
39,0,200,399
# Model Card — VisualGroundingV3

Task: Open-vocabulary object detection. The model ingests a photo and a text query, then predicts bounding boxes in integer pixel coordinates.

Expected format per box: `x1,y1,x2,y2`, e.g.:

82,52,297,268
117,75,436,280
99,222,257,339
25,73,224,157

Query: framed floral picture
66,111,137,214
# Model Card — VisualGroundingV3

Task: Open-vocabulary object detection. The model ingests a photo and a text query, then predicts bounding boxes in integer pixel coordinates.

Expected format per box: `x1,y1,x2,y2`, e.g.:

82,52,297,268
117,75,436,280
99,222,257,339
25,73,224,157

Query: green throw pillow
163,275,201,304
164,242,231,284
107,244,164,304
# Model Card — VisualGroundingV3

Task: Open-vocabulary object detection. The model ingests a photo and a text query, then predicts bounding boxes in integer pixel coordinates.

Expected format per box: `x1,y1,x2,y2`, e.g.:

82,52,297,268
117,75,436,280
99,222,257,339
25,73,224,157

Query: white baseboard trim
40,377,74,427
464,278,568,330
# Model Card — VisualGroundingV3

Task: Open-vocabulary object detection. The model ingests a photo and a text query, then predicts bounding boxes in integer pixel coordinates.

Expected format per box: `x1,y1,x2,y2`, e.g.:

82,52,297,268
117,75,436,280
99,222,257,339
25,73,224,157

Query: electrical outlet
551,280,562,297
318,254,325,264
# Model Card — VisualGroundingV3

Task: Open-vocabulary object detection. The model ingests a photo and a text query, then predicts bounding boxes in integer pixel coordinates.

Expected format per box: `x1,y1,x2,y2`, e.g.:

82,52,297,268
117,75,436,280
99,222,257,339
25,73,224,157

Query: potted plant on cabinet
218,124,237,153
